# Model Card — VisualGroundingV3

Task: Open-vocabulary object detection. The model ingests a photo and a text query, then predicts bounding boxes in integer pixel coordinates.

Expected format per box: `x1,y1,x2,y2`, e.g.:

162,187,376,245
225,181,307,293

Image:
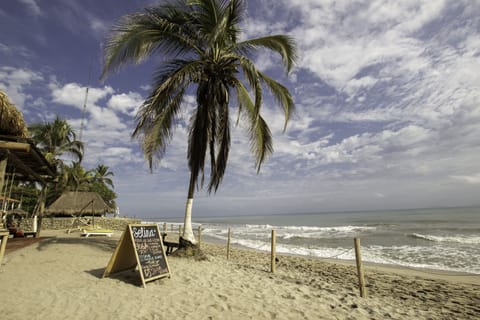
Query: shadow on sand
36,236,118,253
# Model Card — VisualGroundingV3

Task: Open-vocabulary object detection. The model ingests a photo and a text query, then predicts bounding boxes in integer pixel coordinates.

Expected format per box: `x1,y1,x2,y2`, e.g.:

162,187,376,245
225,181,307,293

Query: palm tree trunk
181,171,196,244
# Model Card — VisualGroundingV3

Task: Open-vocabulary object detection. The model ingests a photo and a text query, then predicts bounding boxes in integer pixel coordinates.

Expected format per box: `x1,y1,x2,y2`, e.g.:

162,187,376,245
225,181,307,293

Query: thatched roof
0,91,28,138
46,192,113,216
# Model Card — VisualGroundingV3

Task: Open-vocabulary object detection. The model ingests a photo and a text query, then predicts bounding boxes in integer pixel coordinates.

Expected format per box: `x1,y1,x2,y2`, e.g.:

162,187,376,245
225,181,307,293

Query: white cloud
0,66,42,109
0,43,34,59
89,17,109,36
450,174,480,185
107,92,143,116
50,82,114,110
19,0,42,16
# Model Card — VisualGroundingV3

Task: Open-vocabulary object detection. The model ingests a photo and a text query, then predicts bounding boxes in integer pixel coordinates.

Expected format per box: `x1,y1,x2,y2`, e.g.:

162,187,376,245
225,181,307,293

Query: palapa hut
0,90,55,235
46,192,112,217
0,90,55,185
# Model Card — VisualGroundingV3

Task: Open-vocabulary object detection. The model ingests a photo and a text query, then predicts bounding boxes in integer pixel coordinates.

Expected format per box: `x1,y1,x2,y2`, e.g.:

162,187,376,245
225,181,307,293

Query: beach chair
81,228,114,237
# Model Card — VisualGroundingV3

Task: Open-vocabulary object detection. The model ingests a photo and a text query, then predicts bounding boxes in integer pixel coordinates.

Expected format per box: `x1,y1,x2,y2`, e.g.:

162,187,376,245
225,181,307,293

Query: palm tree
61,162,93,192
102,0,297,245
29,116,84,170
92,164,114,189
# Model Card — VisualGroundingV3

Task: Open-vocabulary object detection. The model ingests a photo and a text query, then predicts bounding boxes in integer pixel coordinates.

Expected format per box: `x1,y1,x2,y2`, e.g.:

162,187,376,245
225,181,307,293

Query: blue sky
1,0,480,218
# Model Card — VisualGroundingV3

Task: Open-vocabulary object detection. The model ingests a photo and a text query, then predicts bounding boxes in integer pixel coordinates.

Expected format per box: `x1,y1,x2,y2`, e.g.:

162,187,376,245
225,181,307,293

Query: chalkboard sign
130,225,169,282
103,224,171,287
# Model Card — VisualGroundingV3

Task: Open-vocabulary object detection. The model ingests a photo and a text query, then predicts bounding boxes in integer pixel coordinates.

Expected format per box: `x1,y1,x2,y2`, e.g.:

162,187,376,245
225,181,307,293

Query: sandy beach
0,230,479,320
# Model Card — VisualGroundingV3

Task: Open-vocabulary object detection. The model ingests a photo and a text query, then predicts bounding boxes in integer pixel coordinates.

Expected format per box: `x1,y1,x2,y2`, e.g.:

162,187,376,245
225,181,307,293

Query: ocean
150,207,480,275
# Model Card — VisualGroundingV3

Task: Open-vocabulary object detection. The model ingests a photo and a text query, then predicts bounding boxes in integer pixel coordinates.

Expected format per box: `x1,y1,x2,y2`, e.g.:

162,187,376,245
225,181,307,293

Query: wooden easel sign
103,224,171,287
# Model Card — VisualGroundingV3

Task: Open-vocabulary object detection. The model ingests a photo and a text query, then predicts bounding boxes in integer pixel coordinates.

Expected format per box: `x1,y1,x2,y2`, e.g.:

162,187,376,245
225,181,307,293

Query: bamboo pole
36,186,47,238
227,227,231,260
271,229,276,273
0,141,30,152
354,238,367,298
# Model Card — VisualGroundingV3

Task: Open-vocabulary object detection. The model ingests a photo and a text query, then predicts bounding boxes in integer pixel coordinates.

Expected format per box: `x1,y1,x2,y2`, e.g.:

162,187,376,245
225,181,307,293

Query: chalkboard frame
103,224,171,287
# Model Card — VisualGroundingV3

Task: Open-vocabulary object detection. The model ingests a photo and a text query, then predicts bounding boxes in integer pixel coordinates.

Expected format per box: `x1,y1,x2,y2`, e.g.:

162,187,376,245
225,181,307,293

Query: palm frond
237,56,262,115
102,8,201,79
258,71,295,131
188,84,211,188
208,83,231,192
235,81,273,172
237,35,297,73
133,59,203,169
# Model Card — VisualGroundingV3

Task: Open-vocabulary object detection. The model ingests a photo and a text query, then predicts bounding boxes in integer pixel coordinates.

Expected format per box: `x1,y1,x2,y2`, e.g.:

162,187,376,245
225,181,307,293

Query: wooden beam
5,150,46,184
28,146,56,177
0,140,30,152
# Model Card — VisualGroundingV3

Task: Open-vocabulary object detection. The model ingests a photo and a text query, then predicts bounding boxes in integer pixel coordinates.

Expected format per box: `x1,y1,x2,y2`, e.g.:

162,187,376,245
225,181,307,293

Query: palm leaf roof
46,192,113,216
0,90,28,138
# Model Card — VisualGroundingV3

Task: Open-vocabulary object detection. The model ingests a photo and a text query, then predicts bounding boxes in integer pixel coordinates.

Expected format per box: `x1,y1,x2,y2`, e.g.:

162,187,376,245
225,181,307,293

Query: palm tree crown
29,116,84,168
102,0,297,193
92,164,114,189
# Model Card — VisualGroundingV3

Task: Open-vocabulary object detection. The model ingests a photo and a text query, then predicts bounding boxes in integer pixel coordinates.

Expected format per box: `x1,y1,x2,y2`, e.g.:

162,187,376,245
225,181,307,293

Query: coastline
1,230,478,319
201,234,480,285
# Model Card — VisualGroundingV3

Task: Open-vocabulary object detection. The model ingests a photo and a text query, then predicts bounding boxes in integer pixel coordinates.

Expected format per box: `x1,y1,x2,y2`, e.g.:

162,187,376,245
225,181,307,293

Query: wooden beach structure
0,90,56,230
0,90,56,265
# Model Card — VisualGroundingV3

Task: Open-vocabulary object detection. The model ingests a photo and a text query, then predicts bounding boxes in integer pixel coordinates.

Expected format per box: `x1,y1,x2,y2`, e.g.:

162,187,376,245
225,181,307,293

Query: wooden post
36,185,47,238
354,238,367,298
179,224,182,235
271,229,276,273
0,231,9,267
226,227,231,260
0,157,6,228
197,226,202,248
163,223,167,233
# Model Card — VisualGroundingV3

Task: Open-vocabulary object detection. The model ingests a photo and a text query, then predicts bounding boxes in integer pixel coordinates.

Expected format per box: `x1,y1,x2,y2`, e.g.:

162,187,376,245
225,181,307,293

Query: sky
1,0,480,219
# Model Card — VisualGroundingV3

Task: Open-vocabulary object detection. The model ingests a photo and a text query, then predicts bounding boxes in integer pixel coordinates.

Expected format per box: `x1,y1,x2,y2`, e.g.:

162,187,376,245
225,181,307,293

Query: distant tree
92,164,114,189
26,117,117,209
29,116,84,170
102,0,297,246
89,181,117,209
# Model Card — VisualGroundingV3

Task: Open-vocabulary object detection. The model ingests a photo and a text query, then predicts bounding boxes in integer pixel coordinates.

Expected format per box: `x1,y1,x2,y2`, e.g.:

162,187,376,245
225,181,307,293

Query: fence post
271,229,276,273
354,238,367,298
227,227,231,260
163,223,167,233
197,225,202,248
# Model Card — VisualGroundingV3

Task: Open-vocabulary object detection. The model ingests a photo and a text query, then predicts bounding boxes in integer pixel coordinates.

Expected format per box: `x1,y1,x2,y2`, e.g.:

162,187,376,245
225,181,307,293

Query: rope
323,247,353,259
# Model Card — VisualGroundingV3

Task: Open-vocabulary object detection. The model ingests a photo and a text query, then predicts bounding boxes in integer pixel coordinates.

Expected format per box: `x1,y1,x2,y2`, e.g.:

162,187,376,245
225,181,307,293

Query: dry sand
0,230,479,320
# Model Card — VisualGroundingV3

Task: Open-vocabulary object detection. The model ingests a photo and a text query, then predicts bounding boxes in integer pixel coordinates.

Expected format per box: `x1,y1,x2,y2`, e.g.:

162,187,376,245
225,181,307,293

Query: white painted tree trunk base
182,198,196,244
